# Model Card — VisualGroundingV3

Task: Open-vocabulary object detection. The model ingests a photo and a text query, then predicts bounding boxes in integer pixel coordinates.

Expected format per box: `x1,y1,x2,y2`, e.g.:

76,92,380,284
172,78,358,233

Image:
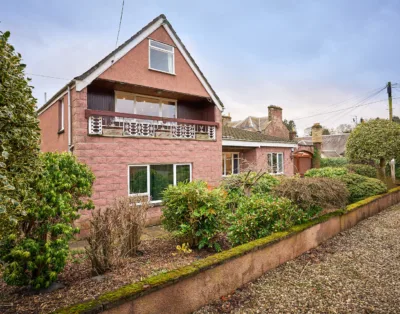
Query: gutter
222,139,298,148
67,85,72,152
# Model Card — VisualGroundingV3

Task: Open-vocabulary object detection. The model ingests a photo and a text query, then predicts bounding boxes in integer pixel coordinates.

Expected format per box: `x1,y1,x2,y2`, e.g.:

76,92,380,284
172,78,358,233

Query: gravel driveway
196,204,400,313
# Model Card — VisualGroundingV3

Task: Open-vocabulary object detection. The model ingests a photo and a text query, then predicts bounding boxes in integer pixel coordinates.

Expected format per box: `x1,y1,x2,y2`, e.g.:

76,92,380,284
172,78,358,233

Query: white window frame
59,100,64,132
128,163,192,203
114,91,177,120
148,39,175,75
267,152,284,175
222,152,240,177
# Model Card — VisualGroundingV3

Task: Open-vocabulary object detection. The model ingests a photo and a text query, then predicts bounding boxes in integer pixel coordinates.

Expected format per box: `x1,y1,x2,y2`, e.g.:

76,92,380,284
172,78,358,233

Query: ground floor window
267,152,284,174
222,153,240,176
129,163,191,202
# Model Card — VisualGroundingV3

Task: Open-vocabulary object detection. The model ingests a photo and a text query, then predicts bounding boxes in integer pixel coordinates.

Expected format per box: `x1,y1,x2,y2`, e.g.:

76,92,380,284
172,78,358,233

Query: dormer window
149,39,175,74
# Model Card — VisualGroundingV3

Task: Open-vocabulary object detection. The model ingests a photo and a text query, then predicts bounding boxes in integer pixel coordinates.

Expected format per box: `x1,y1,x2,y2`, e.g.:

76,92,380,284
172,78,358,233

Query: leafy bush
305,167,348,178
162,181,226,251
86,196,150,275
220,172,279,210
0,153,94,289
321,157,348,168
0,30,42,239
346,164,377,178
272,177,348,213
227,194,306,246
338,174,387,203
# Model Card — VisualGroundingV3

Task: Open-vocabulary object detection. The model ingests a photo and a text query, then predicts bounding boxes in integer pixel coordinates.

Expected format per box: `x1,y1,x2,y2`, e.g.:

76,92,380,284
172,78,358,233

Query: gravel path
196,204,400,314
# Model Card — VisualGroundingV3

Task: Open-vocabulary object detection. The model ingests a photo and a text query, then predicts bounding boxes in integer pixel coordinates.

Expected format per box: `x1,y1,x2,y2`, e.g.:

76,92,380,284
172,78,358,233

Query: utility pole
387,81,393,121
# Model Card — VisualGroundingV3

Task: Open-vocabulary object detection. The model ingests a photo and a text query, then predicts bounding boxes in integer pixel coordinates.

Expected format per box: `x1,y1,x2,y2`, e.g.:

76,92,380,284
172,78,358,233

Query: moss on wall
55,187,400,314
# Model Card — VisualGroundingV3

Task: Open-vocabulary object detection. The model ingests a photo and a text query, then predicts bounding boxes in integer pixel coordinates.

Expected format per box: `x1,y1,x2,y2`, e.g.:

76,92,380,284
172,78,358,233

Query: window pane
272,153,278,174
136,96,160,117
129,166,148,194
225,153,232,175
115,92,135,114
176,165,190,184
222,155,225,176
233,154,239,174
150,165,173,201
150,40,173,52
162,101,176,118
277,153,283,173
267,153,273,173
150,48,174,73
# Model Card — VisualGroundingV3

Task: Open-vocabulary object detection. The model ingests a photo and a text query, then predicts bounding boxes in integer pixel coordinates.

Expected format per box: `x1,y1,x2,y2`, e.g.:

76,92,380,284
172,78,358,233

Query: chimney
289,130,297,140
311,123,323,168
222,113,232,126
268,105,283,122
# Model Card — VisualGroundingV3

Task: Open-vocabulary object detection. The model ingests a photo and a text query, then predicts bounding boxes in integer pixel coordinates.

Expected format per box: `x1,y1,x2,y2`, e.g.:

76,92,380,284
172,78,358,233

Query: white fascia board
75,18,164,92
37,90,69,116
222,140,298,148
162,24,223,111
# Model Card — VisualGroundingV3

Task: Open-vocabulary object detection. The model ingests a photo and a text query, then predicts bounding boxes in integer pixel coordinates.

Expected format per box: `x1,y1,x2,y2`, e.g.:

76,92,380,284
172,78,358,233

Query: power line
115,0,125,49
25,73,70,81
293,97,400,121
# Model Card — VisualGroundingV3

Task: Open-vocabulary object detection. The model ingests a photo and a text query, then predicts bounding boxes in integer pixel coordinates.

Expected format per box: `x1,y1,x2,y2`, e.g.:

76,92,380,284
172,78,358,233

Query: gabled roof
38,14,223,114
223,126,294,144
232,116,270,132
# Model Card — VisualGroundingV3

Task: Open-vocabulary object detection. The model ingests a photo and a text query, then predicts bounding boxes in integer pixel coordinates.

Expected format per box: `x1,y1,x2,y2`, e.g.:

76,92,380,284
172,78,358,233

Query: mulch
0,236,213,314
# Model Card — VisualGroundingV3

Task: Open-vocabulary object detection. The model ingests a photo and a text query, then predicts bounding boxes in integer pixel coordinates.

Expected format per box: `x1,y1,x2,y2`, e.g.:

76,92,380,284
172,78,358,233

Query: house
37,15,297,236
229,106,290,139
296,134,350,158
222,126,297,176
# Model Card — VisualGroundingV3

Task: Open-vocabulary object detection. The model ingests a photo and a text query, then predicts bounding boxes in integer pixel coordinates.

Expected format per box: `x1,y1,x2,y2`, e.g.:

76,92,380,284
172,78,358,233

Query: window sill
58,129,65,134
148,67,176,76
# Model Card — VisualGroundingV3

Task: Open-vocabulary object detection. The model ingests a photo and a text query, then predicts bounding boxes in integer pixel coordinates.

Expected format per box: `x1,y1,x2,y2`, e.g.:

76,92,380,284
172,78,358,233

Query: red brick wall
99,26,210,98
71,88,222,236
38,93,69,152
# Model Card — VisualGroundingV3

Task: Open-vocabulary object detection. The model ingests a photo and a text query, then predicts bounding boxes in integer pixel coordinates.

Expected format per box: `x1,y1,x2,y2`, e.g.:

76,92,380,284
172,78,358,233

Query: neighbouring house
37,14,223,236
229,106,290,139
37,14,299,236
296,134,350,158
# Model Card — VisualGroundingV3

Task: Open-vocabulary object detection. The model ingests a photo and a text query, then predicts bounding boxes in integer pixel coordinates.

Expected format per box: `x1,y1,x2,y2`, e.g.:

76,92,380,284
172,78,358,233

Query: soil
0,235,213,314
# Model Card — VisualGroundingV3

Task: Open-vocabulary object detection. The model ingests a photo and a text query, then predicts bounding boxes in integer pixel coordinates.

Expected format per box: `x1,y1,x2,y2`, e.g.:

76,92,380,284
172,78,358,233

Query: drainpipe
67,85,72,152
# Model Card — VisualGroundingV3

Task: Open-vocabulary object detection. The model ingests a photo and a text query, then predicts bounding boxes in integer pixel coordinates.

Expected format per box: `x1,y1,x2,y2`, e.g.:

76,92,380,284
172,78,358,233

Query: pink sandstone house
37,15,297,235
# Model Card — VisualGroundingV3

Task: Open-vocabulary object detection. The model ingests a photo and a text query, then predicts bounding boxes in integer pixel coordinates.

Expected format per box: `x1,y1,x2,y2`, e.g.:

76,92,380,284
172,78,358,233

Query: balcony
85,110,218,141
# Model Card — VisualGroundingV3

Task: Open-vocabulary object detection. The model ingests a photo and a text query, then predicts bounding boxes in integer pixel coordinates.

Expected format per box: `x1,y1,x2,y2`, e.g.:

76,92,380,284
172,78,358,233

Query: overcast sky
2,0,400,135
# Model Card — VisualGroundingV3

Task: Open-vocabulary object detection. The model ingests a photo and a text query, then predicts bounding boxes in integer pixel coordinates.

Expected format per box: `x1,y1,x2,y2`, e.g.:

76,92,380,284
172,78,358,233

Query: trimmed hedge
346,164,377,178
338,173,387,203
304,167,348,178
321,157,348,168
273,177,348,212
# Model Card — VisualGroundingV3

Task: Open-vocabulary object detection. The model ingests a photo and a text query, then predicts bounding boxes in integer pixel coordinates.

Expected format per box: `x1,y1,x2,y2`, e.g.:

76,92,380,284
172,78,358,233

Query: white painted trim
75,18,165,92
59,100,64,132
222,140,298,148
162,24,223,111
67,86,72,150
37,90,69,116
222,152,240,176
267,152,284,175
149,39,175,75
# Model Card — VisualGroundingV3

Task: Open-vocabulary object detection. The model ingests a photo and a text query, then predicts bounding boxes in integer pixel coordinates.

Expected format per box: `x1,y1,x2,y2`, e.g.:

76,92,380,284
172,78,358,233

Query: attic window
149,39,174,74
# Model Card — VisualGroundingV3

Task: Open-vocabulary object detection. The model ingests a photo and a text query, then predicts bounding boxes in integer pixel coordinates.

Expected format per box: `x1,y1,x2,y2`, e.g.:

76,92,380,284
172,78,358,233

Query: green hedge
305,167,348,178
346,164,377,178
338,174,387,203
320,157,348,168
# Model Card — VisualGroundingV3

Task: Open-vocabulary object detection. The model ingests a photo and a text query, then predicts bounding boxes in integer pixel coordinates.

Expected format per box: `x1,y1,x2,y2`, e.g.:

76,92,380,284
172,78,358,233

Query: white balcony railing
86,110,217,141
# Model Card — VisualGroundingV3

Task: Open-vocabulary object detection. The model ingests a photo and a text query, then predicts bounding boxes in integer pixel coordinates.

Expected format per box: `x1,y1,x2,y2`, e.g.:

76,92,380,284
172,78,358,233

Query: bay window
115,91,177,118
222,153,240,176
267,152,284,174
129,164,191,202
149,39,175,74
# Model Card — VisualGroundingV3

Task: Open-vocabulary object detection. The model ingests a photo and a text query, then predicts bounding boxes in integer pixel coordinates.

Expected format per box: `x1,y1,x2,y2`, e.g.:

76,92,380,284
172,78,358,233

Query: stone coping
55,186,400,314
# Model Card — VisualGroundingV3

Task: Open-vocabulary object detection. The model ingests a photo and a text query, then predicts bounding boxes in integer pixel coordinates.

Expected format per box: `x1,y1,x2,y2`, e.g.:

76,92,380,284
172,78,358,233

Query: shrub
0,153,95,289
220,171,279,210
338,174,387,203
0,30,42,239
346,164,377,178
272,177,348,213
305,167,348,178
227,194,306,246
86,196,150,275
162,181,226,251
321,157,348,168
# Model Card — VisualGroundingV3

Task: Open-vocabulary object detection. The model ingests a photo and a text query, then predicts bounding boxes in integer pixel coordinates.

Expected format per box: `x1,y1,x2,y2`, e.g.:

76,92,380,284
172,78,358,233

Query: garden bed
0,236,214,314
